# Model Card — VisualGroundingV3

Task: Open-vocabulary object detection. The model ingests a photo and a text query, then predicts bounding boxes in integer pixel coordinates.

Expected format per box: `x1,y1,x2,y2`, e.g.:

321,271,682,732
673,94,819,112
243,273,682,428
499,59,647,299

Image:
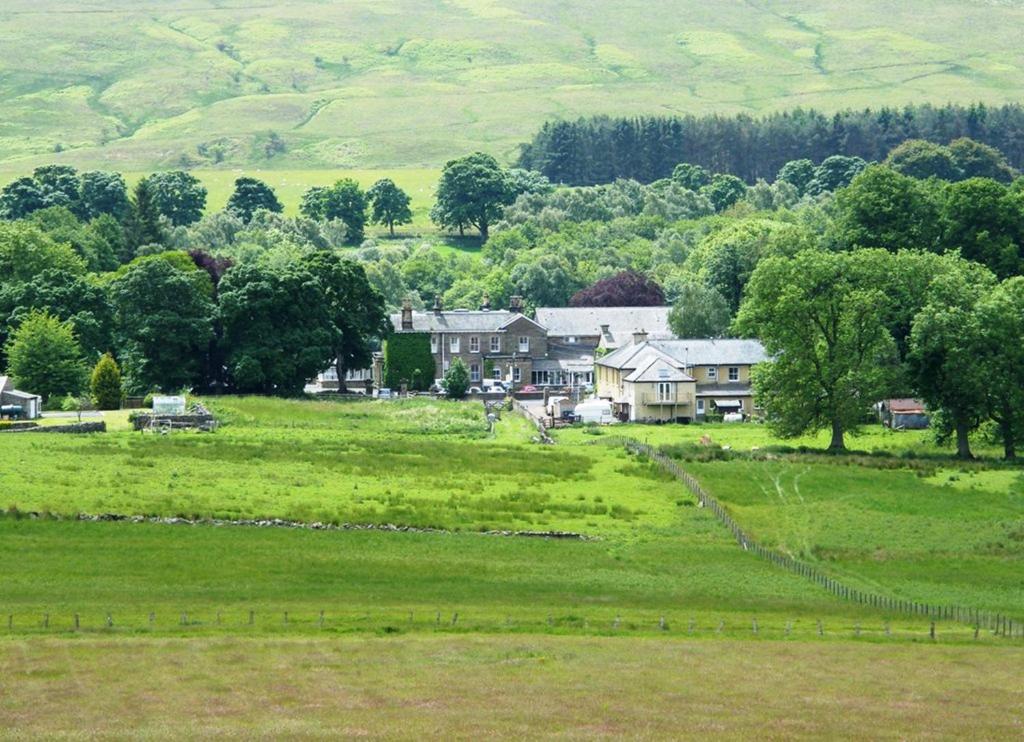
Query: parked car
723,412,744,423
469,386,483,395
376,388,392,400
519,385,538,392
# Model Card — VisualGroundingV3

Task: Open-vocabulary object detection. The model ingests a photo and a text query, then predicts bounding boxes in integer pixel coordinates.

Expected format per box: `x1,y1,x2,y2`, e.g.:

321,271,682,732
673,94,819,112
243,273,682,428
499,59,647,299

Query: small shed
881,398,929,430
0,376,42,420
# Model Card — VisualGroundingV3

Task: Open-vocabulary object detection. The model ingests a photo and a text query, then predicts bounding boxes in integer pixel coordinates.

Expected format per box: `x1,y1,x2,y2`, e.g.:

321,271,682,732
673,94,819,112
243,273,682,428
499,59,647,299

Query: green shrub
90,353,123,410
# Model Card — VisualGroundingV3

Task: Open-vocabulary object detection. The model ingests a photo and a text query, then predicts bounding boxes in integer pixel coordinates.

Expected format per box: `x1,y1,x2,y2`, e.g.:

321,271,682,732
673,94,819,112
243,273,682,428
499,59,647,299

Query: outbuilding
0,376,42,420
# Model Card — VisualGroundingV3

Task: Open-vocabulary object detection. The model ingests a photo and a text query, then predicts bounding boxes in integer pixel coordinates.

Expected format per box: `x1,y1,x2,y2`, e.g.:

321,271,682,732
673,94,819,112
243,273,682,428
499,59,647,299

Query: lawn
2,636,1022,738
3,1,1024,171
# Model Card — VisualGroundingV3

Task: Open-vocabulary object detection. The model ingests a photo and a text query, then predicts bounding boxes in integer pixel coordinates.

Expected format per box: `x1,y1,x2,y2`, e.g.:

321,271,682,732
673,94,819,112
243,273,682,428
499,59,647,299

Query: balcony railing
641,395,690,406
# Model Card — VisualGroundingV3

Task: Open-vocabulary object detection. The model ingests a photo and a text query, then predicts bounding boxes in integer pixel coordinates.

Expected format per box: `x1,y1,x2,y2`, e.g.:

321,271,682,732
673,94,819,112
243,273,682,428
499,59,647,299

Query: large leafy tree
939,178,1022,278
0,221,85,283
830,165,941,252
569,270,664,307
668,282,731,338
775,159,816,196
300,179,368,243
735,249,899,451
79,171,129,220
688,218,812,314
146,171,208,226
909,266,996,459
227,177,283,223
4,310,87,403
948,138,1016,182
304,251,389,389
0,176,46,219
109,258,214,392
973,277,1024,459
0,269,113,364
367,178,412,236
218,261,335,395
700,173,747,212
431,152,513,240
807,155,867,195
33,165,82,213
884,140,960,180
671,163,711,191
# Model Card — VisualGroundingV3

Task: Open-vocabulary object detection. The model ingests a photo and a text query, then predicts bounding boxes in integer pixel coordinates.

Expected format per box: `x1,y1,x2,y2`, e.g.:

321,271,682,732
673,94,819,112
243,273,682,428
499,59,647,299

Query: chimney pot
481,293,491,311
433,295,442,314
632,329,648,345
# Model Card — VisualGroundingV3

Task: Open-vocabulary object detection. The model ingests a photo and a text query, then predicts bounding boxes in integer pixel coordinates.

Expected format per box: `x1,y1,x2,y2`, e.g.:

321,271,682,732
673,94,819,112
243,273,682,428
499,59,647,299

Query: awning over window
713,399,742,410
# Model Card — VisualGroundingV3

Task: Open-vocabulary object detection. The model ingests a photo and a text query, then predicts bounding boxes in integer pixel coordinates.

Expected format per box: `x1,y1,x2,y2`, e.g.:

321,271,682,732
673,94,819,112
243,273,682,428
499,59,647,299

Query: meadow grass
2,397,1021,639
4,1,1024,170
2,635,1022,738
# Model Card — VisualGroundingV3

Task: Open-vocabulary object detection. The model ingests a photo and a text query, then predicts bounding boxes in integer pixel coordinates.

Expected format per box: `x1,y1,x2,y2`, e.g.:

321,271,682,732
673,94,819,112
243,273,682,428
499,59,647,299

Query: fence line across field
2,609,1022,642
599,436,1020,633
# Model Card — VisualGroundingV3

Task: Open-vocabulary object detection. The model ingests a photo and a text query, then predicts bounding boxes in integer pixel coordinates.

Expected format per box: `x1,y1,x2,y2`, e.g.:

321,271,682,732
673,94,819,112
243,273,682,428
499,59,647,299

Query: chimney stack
433,295,443,314
480,293,491,311
632,329,648,346
401,298,413,331
509,295,523,313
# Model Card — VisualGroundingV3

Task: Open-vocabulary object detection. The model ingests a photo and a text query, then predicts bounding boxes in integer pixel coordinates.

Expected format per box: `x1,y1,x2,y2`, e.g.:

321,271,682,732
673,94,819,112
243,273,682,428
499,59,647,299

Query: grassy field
4,1,1024,171
1,397,1022,631
2,635,1022,738
4,397,1024,734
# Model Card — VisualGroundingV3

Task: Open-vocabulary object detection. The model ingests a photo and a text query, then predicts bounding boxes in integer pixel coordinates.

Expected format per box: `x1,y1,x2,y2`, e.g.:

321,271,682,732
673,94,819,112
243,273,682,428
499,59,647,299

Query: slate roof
598,338,767,370
624,358,694,383
534,306,672,341
390,310,542,333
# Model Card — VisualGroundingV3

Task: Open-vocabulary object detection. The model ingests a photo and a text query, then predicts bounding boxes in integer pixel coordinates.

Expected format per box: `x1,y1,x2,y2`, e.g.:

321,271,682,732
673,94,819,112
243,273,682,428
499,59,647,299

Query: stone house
595,336,767,422
389,296,549,386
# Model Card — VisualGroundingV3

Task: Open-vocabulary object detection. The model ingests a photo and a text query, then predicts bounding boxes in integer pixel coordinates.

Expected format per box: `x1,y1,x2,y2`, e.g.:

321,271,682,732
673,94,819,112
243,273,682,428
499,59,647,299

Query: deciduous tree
367,178,412,236
735,249,899,451
431,152,513,240
4,310,87,403
227,177,283,223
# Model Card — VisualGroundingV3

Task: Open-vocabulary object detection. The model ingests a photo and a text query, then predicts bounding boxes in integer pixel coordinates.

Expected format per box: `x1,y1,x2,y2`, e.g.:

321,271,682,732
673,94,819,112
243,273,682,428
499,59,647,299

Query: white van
574,399,616,425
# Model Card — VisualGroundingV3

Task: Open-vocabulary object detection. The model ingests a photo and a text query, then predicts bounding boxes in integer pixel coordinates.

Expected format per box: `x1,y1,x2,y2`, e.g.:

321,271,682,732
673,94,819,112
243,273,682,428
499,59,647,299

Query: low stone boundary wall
3,422,105,434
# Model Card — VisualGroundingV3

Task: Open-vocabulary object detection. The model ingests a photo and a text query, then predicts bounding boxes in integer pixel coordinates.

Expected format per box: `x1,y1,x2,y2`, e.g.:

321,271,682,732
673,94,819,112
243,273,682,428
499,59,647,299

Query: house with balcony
595,335,767,423
531,306,673,388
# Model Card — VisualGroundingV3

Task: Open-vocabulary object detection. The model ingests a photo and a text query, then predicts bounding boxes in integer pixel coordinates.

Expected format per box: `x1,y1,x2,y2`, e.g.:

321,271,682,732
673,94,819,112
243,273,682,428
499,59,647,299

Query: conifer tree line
516,103,1024,185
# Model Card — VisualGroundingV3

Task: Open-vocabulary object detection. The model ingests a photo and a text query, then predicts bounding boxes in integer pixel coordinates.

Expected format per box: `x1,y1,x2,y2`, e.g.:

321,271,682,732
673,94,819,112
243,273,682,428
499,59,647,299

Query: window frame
490,335,501,353
470,364,481,382
449,336,460,354
706,366,718,381
728,366,740,382
469,336,480,353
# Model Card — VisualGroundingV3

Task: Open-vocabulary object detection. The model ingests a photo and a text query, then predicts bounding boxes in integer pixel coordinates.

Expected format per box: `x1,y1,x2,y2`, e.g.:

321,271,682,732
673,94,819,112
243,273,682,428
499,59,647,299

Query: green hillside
3,0,1024,171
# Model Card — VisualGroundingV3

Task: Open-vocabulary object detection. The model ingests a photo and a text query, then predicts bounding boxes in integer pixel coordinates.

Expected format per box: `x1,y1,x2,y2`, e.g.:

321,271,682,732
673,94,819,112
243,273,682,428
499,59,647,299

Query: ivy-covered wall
382,333,435,390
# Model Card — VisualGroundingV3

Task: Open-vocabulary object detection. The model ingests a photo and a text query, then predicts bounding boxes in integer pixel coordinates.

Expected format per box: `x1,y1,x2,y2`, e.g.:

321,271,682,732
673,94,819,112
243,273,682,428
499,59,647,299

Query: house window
697,399,705,414
728,367,739,382
443,360,450,372
469,336,480,353
322,367,338,381
470,364,481,382
706,366,718,381
490,336,500,353
657,382,673,402
492,367,502,381
449,336,460,353
518,336,530,353
430,336,438,354
567,336,578,344
513,367,522,383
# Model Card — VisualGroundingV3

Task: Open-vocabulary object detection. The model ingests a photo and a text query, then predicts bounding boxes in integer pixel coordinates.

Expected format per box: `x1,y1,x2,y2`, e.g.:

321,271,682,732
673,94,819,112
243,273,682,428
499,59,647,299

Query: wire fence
600,436,1021,634
2,609,1022,642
